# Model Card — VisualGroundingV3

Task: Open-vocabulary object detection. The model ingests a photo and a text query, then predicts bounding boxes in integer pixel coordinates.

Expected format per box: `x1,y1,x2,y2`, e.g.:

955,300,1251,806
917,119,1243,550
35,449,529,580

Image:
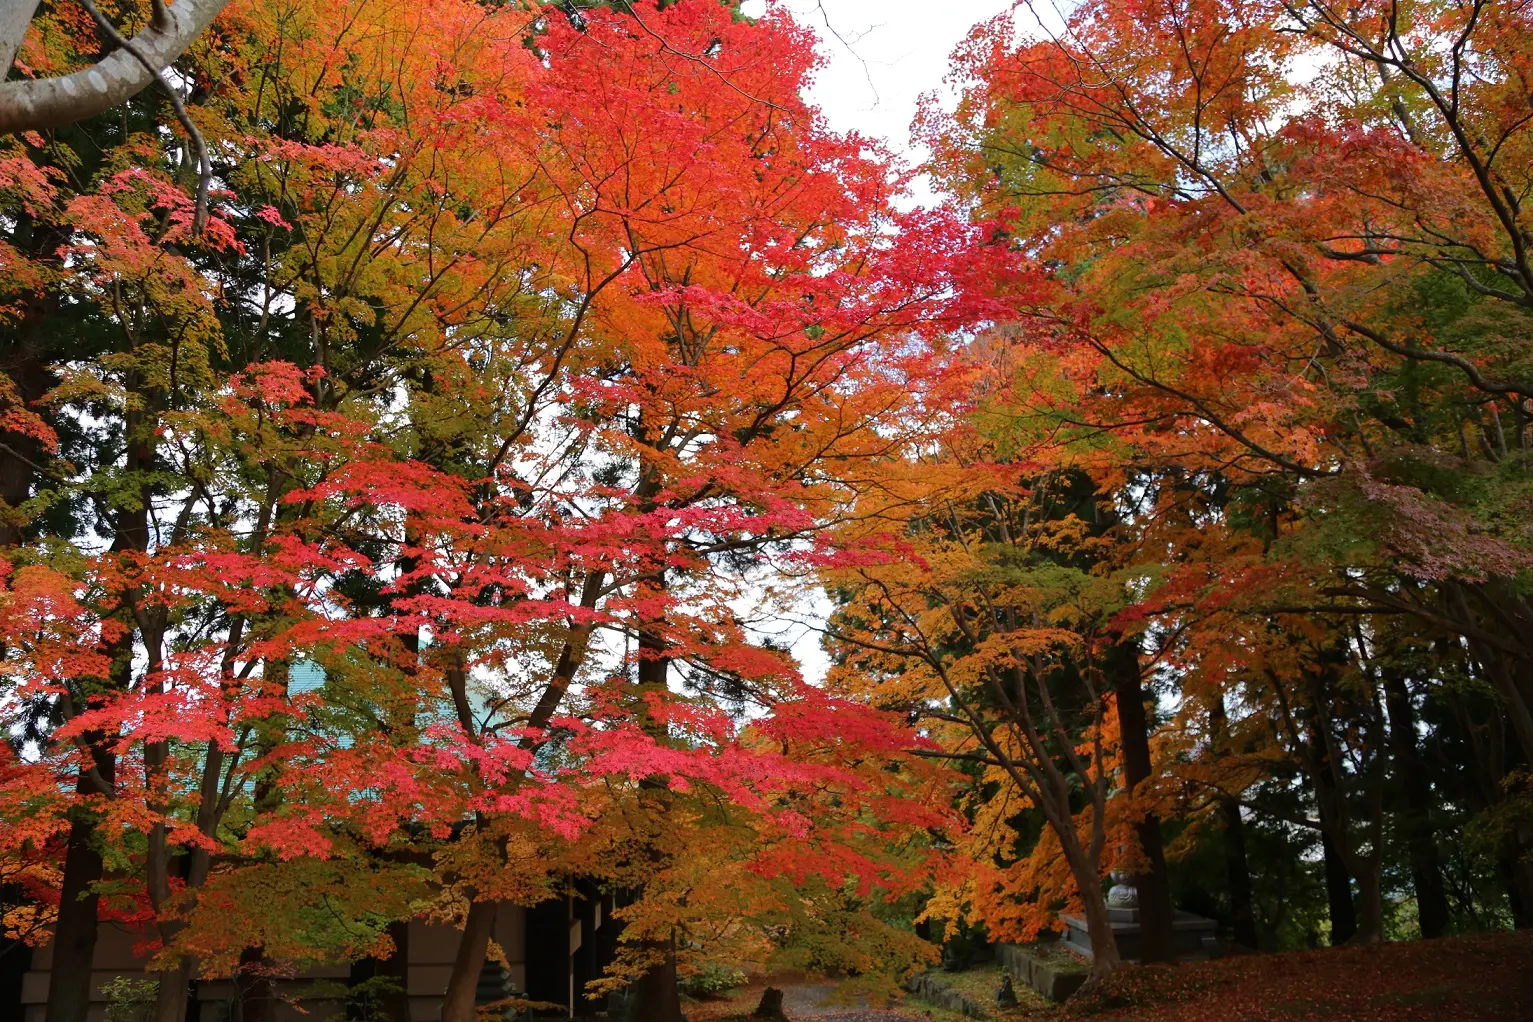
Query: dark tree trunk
437,571,603,1014
44,811,105,1022
45,737,117,1022
48,368,155,1022
623,570,689,1011
1219,795,1259,949
151,963,192,1022
378,920,411,1022
6,341,85,1022
1504,849,1533,930
235,947,272,1022
0,352,50,547
1209,695,1258,949
441,899,497,1022
1109,643,1173,963
1320,830,1357,945
1,935,31,1021
625,931,684,1022
1301,656,1362,947
1381,668,1449,938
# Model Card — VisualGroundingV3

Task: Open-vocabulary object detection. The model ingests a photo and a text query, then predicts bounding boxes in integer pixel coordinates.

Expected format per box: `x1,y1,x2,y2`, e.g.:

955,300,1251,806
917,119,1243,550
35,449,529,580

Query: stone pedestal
1058,906,1219,961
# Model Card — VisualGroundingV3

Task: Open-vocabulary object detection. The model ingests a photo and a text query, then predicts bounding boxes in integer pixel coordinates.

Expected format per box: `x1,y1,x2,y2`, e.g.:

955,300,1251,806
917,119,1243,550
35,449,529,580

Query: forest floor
680,930,1533,1021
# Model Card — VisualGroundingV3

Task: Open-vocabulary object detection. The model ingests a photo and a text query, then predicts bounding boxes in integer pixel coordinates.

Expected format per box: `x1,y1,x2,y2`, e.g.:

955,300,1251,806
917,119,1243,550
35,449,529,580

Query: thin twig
77,0,211,236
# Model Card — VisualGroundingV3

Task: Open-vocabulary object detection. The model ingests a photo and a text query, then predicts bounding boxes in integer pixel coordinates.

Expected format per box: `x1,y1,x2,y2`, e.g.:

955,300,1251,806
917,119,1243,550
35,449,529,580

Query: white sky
742,0,1050,205
729,1,1025,682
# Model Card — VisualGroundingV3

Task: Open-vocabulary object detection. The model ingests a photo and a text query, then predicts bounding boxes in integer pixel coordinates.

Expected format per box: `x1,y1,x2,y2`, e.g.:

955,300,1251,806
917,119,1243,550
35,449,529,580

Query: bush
682,963,748,999
101,977,158,1022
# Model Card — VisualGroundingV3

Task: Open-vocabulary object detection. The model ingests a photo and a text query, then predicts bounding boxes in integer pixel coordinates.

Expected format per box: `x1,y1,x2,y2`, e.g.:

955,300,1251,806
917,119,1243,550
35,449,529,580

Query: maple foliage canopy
831,0,1533,975
0,2,971,1019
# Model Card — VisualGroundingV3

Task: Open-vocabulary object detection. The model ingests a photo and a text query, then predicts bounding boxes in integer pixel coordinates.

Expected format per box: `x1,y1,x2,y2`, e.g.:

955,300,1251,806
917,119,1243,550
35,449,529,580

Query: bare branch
75,0,212,234
0,0,230,135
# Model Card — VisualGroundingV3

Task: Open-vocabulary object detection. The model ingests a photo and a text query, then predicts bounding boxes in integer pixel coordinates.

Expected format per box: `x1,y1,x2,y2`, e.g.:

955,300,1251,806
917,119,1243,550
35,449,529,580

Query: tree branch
0,0,229,134
0,1,42,78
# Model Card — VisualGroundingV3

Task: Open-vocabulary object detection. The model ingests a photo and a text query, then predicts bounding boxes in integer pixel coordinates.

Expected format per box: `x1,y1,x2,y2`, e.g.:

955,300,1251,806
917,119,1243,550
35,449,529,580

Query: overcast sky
727,1,1037,680
740,0,1053,205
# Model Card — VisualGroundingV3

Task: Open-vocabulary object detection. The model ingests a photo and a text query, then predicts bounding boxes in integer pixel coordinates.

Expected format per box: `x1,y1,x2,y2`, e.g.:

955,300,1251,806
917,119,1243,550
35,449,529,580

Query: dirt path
777,983,920,1020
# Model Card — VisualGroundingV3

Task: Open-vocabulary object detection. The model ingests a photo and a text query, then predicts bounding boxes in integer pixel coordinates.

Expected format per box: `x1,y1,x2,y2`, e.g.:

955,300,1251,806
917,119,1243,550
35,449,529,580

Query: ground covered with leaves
1067,931,1533,1021
684,931,1533,1022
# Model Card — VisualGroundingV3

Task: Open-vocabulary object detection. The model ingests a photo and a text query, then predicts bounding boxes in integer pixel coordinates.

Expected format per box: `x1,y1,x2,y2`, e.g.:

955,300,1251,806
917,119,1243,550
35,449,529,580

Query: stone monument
1058,871,1219,961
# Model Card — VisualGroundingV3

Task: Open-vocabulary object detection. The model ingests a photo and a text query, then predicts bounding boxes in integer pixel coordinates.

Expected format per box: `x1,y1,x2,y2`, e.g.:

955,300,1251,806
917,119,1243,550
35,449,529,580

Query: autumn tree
917,0,1533,953
3,5,963,1022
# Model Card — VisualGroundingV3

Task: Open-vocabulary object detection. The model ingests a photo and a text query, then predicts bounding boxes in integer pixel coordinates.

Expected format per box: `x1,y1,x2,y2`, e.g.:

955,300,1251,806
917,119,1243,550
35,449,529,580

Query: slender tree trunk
48,356,158,1022
1070,852,1122,978
0,352,50,547
437,573,605,1014
1381,668,1449,938
1220,795,1258,949
1502,848,1533,929
45,553,140,1022
44,770,112,1022
1350,856,1384,945
1299,657,1367,946
1320,830,1357,945
441,900,497,1022
377,920,412,1022
1109,643,1173,962
1208,695,1258,948
235,946,273,1022
624,580,686,1017
1442,683,1530,927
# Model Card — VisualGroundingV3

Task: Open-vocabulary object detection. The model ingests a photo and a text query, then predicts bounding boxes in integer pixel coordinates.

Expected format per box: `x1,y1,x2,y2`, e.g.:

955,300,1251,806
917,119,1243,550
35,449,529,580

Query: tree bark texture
440,899,497,1022
1109,643,1174,962
1381,668,1450,938
0,0,231,133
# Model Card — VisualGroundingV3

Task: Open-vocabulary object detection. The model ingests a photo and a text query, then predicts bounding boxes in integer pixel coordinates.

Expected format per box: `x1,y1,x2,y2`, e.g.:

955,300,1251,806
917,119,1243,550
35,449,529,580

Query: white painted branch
1,1,43,77
0,0,229,134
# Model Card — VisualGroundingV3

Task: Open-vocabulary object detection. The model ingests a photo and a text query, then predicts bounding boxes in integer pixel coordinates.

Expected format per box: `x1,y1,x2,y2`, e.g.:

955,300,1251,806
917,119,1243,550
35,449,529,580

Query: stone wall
994,943,1088,1003
905,970,987,1018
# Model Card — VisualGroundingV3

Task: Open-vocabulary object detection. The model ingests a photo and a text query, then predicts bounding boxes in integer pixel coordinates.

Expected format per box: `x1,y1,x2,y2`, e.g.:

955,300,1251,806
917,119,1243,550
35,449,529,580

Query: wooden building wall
13,893,617,1022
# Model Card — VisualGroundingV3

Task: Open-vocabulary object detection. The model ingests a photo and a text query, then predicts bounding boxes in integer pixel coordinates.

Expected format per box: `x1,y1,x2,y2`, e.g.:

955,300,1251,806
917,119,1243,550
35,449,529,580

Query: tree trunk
235,947,273,1022
1350,857,1384,945
46,662,125,1022
1381,668,1449,938
1074,868,1122,978
151,962,192,1022
49,363,155,1022
44,798,108,1022
623,570,688,1012
625,930,684,1022
378,920,412,1022
440,899,497,1022
0,351,50,547
1302,661,1360,947
1051,814,1121,977
1219,795,1258,949
1109,643,1173,962
1209,694,1258,949
1320,830,1357,945
1503,852,1533,929
437,569,604,1015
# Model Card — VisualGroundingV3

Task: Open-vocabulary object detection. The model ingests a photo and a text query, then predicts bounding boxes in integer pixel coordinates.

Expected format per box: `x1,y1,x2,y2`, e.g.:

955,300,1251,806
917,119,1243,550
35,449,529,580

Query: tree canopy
3,0,1532,1018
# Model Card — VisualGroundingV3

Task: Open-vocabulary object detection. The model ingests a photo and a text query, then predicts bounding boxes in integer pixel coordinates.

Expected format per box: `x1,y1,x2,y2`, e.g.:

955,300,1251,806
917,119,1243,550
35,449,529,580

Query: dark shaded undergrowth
683,930,1533,1022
